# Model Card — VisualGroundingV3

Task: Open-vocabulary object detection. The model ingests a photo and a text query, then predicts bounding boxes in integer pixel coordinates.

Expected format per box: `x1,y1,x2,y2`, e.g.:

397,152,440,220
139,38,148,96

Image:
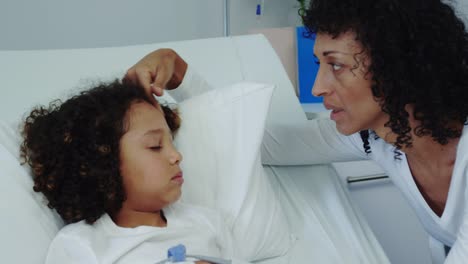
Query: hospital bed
0,34,390,263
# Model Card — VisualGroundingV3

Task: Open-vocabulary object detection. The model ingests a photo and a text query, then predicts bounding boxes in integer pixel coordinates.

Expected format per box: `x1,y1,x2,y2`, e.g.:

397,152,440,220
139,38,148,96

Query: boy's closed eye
149,145,162,151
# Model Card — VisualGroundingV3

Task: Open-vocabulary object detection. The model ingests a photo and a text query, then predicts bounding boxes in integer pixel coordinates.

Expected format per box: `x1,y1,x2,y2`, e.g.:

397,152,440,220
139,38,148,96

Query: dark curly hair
302,0,468,152
20,80,180,224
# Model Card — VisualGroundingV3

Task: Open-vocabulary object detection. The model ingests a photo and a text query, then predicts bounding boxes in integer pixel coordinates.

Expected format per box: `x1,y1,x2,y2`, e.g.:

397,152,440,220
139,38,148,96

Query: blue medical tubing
155,244,232,264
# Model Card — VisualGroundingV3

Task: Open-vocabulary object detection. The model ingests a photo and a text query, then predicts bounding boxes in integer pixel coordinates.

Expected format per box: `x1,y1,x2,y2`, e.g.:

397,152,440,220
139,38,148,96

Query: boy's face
119,101,183,212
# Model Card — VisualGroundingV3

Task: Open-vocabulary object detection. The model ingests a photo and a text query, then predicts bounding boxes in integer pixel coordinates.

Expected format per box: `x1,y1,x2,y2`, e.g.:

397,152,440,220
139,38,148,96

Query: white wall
0,0,225,50
0,0,300,50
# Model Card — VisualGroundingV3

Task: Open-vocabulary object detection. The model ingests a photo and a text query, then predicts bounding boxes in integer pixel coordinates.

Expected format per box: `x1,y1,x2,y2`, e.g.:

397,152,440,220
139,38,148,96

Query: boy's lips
171,172,184,185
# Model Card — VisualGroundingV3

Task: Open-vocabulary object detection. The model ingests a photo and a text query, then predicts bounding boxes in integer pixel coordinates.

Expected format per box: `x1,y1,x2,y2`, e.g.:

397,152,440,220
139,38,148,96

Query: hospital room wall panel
228,0,302,36
0,0,224,50
0,0,300,50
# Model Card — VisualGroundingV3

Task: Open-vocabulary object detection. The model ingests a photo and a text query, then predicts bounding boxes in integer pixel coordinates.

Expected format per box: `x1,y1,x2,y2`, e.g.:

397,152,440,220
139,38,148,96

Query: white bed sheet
256,165,389,264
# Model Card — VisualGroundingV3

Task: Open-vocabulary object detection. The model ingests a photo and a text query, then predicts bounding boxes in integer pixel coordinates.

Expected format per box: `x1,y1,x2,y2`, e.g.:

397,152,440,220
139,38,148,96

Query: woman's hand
124,48,188,103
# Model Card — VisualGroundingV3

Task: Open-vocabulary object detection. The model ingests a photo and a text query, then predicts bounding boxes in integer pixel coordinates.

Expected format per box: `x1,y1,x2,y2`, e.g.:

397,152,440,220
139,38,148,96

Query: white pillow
174,82,292,261
0,122,64,264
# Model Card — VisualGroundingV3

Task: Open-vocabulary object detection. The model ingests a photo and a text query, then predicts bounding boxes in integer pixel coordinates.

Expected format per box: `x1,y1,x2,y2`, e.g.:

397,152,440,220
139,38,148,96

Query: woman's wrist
166,49,188,89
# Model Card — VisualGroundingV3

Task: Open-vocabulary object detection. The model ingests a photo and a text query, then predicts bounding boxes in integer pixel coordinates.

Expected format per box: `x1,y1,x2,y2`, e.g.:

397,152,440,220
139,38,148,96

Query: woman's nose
311,68,330,97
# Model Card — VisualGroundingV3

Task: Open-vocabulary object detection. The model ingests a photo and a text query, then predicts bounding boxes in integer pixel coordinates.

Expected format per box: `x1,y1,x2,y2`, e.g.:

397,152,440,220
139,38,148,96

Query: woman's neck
403,135,459,166
372,105,462,165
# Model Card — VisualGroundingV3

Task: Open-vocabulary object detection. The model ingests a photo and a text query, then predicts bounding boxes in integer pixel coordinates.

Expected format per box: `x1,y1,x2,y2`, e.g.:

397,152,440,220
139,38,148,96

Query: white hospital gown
46,202,249,264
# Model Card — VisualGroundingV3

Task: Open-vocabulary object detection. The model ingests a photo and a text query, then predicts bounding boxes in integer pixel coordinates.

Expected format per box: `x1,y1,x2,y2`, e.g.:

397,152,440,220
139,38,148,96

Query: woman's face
312,31,388,135
119,101,183,212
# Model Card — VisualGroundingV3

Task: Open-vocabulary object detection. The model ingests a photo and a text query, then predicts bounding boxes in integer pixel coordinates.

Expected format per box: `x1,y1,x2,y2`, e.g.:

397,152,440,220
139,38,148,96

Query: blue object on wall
296,26,322,103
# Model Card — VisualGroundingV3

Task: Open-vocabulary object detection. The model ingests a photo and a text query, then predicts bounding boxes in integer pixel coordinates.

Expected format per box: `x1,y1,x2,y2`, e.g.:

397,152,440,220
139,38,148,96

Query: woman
124,0,468,262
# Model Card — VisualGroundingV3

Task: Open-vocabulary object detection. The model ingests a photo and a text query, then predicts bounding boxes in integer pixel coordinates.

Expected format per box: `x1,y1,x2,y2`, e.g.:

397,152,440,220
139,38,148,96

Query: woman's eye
331,63,342,71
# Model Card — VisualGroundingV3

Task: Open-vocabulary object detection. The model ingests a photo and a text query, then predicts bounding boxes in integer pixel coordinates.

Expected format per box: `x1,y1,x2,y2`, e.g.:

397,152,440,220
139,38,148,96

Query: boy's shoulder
54,215,108,242
58,220,94,235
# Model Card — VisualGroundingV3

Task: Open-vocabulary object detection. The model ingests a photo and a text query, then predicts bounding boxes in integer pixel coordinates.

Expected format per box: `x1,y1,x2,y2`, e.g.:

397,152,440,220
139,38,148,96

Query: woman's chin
335,122,359,136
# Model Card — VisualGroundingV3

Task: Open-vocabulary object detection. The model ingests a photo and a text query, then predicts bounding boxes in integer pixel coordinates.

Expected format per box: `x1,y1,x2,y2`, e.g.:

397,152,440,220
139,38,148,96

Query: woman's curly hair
20,80,180,224
302,0,468,152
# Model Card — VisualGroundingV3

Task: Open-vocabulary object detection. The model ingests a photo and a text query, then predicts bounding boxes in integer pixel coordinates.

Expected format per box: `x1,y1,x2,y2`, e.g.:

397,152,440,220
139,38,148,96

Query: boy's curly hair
302,0,468,151
20,80,180,224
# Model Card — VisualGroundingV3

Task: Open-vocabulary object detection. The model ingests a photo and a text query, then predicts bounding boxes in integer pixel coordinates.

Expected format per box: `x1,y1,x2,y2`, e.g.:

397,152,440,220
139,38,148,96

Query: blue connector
167,244,186,262
256,4,261,15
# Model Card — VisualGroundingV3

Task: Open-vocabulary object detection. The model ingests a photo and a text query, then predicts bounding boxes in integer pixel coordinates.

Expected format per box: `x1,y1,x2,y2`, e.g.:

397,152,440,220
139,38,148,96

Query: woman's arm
261,118,369,165
167,64,213,102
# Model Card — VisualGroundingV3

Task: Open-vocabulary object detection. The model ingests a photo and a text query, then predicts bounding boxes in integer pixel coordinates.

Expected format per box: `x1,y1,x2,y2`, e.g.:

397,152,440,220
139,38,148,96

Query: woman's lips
324,102,345,121
330,109,344,121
